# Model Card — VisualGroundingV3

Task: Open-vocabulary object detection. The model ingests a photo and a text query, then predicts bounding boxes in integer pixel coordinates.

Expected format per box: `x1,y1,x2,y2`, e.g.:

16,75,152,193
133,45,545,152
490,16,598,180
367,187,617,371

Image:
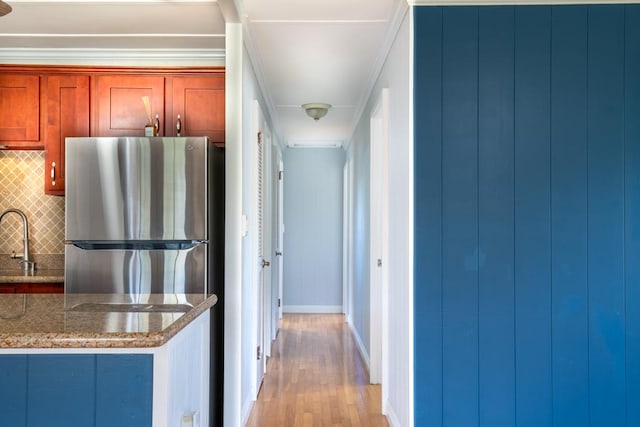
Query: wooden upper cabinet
0,74,41,148
44,75,90,196
169,75,224,143
95,75,165,137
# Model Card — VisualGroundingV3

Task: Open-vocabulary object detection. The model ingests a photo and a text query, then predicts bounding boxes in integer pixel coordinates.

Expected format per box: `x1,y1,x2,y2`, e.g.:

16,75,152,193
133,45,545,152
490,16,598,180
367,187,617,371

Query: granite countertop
0,293,217,349
0,269,64,283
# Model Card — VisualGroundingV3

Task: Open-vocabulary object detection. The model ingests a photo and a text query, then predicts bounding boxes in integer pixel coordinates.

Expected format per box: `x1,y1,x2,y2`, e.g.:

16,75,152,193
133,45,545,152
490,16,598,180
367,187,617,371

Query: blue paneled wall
414,5,640,426
0,354,153,427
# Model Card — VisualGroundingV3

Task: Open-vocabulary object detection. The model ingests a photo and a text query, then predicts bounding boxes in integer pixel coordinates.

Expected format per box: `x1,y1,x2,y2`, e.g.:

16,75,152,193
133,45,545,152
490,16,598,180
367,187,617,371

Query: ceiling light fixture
302,103,331,121
0,1,12,17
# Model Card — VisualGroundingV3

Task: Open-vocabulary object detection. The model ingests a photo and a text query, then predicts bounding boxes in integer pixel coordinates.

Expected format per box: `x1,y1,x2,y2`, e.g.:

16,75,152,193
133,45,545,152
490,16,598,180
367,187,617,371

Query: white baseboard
348,321,370,374
384,400,401,427
283,305,342,313
241,393,254,427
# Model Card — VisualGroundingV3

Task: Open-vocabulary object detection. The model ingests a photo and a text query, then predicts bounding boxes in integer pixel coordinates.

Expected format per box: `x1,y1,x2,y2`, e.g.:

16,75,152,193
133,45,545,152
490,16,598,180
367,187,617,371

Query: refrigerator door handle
68,240,208,250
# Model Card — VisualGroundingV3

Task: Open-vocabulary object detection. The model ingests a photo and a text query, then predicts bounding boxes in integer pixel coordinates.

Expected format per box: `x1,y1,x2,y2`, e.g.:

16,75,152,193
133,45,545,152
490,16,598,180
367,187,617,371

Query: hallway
245,314,389,426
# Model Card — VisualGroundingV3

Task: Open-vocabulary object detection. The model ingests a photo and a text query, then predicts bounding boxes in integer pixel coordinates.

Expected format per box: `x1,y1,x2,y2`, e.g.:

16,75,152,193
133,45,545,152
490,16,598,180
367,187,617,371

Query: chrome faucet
0,208,35,272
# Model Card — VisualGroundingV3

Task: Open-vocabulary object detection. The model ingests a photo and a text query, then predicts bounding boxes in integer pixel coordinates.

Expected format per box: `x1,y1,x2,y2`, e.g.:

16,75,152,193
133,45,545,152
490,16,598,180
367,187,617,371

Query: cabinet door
170,75,224,143
45,75,90,196
0,74,41,147
96,75,164,137
0,354,152,427
0,355,27,424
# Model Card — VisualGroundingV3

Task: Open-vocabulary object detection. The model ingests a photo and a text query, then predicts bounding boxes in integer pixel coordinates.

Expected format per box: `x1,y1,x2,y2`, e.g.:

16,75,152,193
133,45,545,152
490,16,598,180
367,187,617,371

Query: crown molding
409,0,640,5
345,0,409,153
217,0,241,23
8,0,216,3
0,48,225,66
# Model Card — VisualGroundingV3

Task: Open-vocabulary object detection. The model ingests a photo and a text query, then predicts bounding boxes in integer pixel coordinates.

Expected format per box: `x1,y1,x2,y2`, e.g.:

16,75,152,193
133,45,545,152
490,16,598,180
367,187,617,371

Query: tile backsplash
0,151,65,256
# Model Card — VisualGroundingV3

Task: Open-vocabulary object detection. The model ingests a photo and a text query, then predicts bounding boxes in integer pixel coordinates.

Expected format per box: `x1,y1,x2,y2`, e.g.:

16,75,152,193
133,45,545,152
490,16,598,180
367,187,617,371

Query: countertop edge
0,294,217,349
0,270,65,284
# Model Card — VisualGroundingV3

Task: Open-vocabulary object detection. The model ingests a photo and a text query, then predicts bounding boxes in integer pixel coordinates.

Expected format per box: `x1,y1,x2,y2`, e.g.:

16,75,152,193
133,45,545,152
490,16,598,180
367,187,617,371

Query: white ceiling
240,0,402,147
0,0,404,148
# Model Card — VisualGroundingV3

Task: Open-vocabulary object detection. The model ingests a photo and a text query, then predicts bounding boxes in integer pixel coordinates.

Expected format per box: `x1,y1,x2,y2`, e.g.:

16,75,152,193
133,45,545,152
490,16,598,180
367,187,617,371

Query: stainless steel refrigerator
64,136,225,426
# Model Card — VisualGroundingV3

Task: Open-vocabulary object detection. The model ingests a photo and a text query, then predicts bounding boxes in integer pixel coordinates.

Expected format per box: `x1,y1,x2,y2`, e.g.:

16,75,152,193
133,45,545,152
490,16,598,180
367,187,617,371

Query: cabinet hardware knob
51,162,56,186
176,114,182,136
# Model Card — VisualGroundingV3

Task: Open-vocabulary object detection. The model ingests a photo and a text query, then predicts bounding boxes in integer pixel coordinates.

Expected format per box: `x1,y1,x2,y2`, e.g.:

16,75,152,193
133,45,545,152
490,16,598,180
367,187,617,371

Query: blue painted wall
0,354,153,427
283,147,345,309
414,5,640,426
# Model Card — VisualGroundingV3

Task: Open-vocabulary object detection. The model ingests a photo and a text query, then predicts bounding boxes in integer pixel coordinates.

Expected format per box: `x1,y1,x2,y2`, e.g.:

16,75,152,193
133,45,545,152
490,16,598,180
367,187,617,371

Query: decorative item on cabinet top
0,1,11,17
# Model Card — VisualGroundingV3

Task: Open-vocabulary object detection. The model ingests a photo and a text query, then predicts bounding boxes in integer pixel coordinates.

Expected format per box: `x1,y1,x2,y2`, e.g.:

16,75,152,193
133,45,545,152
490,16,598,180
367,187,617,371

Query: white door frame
343,157,354,323
369,88,389,398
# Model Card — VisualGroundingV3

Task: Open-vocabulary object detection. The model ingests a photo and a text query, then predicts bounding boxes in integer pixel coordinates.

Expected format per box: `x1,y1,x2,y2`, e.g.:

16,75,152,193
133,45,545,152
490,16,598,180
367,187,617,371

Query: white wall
282,147,345,313
223,21,244,427
346,6,411,427
221,22,285,425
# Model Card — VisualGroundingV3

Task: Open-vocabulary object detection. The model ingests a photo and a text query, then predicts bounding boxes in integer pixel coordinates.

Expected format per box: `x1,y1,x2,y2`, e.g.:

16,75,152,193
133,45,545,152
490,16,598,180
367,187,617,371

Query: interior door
276,160,284,322
254,127,268,396
262,131,274,359
369,89,389,398
253,102,273,397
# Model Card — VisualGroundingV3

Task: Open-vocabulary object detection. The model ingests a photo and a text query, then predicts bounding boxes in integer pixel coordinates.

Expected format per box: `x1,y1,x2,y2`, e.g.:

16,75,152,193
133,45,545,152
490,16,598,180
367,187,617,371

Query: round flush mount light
302,103,331,121
0,1,12,16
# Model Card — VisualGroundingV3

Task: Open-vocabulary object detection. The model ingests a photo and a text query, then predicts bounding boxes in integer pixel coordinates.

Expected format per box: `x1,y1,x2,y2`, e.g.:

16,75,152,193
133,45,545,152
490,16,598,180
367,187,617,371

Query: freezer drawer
64,243,207,294
65,137,210,241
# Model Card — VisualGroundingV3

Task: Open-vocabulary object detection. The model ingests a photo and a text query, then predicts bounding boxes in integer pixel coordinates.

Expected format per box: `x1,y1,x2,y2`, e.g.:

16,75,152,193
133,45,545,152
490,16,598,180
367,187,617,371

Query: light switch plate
241,214,248,237
181,411,199,427
181,414,193,427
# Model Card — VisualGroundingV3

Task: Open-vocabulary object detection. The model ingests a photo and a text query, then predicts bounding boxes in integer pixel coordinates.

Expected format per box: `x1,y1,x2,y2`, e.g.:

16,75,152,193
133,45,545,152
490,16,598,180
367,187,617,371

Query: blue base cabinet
0,309,210,427
0,354,153,427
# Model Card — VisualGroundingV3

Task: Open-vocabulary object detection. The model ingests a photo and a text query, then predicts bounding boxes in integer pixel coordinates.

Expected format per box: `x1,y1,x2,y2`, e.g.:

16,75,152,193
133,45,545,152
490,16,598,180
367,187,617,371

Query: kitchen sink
66,302,193,313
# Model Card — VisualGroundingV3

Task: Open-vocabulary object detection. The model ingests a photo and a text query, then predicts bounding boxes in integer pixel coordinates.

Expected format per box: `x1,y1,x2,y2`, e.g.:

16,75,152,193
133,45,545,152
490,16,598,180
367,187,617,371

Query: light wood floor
245,314,389,427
